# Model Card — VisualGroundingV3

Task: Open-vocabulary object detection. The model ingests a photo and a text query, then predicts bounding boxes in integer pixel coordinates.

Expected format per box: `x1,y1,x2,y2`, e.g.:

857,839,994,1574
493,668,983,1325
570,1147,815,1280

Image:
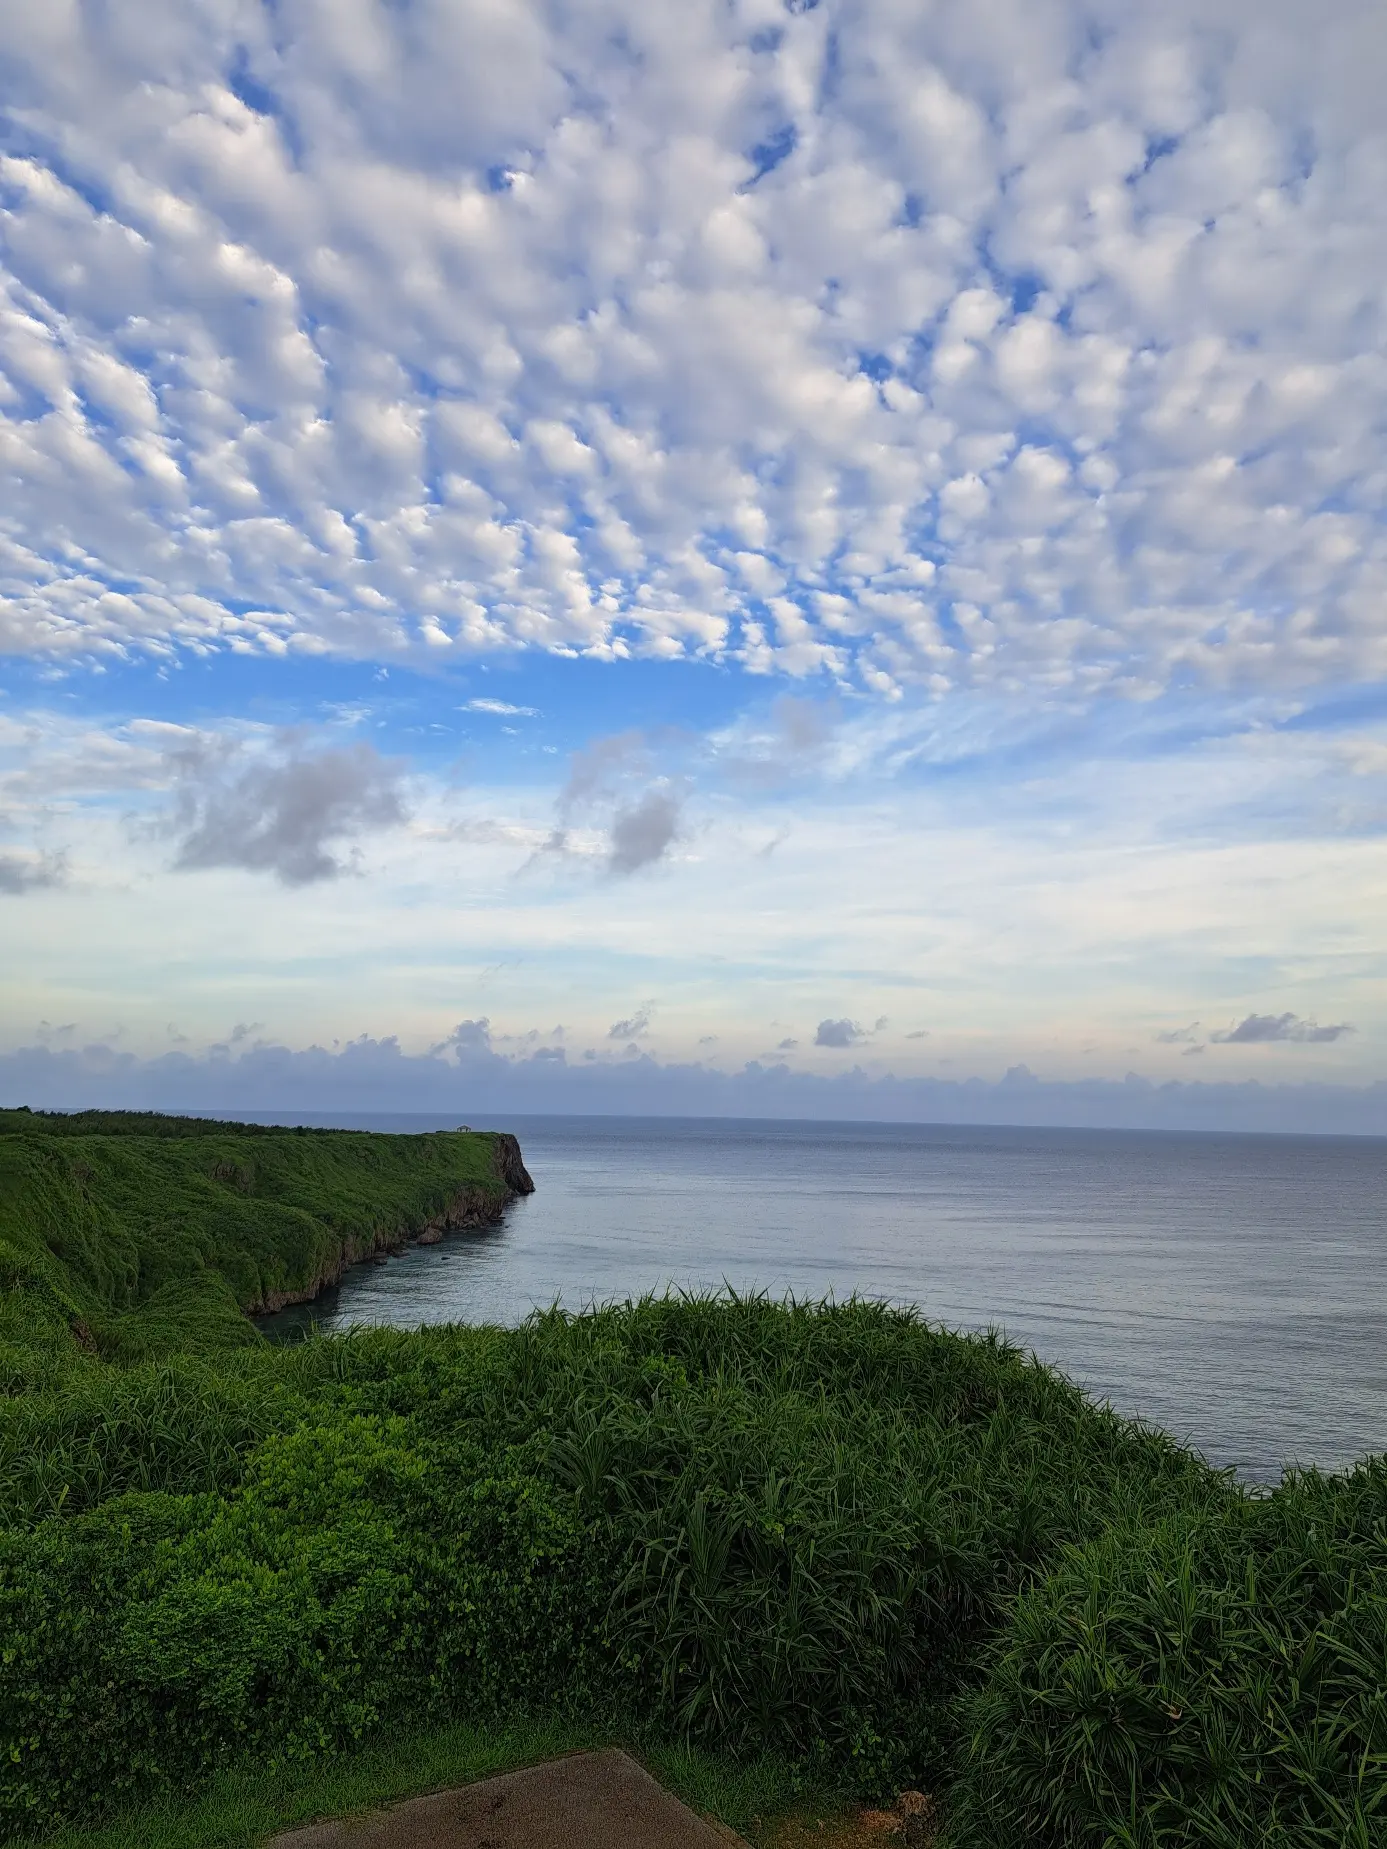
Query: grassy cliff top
0,1112,522,1361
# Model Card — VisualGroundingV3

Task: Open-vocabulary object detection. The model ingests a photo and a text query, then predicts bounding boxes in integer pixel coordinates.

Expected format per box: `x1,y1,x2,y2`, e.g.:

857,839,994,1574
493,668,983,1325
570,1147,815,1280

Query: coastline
1,1110,1382,1848
246,1131,536,1316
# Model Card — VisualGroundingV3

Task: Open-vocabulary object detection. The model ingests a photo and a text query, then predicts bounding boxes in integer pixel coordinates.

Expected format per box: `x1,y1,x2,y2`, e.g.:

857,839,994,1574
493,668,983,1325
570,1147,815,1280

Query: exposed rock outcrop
491,1131,535,1196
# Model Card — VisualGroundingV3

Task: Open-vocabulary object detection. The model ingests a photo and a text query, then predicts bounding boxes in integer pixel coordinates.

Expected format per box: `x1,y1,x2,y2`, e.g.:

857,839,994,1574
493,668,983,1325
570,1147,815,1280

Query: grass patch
16,1717,607,1849
15,1716,826,1849
645,1742,835,1841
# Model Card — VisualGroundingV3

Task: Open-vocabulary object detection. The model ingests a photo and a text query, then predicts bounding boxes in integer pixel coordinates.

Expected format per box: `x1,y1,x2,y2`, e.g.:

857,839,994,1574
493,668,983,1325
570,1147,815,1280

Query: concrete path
267,1749,748,1849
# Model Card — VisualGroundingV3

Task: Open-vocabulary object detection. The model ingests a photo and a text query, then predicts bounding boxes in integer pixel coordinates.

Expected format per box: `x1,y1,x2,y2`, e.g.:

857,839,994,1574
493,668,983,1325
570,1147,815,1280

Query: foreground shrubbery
4,1300,1384,1845
953,1457,1387,1847
0,1297,1207,1825
0,1117,1382,1846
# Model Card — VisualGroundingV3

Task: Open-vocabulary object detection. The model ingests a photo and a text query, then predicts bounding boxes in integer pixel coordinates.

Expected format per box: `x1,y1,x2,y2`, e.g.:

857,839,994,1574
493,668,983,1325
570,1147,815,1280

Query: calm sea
255,1114,1387,1482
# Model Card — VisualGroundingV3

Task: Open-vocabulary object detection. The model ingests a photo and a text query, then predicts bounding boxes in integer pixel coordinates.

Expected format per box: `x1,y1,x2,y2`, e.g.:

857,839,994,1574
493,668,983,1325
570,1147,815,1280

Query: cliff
250,1131,536,1312
0,1115,535,1355
490,1130,536,1196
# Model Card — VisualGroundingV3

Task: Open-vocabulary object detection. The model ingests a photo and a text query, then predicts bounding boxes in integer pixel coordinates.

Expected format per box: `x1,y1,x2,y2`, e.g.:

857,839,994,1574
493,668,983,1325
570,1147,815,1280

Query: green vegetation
0,1112,1382,1847
0,1110,356,1140
0,1107,519,1365
21,1718,811,1849
953,1458,1387,1846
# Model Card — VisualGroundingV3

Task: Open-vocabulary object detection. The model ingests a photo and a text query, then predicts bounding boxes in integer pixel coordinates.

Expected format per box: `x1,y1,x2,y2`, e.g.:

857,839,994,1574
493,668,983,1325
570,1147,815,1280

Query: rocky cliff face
491,1131,535,1196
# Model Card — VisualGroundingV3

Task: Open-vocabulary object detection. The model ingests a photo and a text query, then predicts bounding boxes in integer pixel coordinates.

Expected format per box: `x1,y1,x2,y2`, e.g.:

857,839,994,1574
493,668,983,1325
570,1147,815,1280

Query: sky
1,0,1385,1128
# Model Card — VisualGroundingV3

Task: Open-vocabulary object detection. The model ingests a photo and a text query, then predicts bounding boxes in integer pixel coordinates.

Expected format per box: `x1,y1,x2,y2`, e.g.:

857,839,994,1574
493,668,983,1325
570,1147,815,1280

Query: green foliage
0,1114,511,1359
0,1287,1235,1837
10,1718,813,1849
0,1113,1382,1847
0,1352,289,1523
949,1457,1387,1847
0,1110,350,1139
0,1414,606,1835
501,1298,1216,1789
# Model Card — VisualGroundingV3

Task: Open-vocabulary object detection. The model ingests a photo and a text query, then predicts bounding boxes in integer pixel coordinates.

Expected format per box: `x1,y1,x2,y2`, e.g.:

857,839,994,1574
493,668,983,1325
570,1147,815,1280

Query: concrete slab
267,1749,748,1849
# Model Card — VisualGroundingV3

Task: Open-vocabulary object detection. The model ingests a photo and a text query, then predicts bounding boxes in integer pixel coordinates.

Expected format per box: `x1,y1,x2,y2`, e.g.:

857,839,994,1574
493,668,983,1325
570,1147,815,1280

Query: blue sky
1,0,1385,1125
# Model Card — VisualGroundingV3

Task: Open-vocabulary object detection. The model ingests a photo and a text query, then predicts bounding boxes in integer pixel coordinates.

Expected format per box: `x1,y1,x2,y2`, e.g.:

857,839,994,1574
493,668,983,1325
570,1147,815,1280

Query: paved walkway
268,1749,748,1849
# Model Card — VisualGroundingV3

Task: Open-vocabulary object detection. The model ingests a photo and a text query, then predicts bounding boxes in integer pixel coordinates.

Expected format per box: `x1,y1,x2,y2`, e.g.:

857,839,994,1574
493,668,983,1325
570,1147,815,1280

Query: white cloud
0,4,1379,691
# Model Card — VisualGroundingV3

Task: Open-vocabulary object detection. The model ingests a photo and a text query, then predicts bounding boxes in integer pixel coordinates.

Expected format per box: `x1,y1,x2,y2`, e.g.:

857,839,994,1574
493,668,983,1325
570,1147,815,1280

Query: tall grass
0,1117,515,1357
0,1355,290,1523
950,1455,1387,1846
0,1289,1236,1835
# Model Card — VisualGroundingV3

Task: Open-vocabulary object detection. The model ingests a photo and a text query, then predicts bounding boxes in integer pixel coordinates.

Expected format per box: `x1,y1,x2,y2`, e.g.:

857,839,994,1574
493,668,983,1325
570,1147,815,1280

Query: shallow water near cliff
255,1114,1387,1482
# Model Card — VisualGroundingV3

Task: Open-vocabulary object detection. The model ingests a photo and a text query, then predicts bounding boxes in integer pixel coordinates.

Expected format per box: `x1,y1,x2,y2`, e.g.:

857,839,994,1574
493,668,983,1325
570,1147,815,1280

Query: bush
507,1299,1216,1789
0,1413,606,1836
0,1296,1230,1832
0,1352,286,1525
949,1456,1387,1846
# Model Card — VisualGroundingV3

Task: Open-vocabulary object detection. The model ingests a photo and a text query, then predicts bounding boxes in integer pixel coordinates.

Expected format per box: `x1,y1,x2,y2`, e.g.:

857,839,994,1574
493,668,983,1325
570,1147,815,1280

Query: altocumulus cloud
164,737,407,885
0,1,1383,695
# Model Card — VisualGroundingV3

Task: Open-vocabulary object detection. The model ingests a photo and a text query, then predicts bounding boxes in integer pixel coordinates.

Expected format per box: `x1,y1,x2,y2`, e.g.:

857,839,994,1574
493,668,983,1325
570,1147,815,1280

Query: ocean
256,1114,1387,1482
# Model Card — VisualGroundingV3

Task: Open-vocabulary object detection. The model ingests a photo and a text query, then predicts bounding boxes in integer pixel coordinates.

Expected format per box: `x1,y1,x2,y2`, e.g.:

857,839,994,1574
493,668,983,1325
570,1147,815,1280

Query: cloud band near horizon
5,1031,1387,1138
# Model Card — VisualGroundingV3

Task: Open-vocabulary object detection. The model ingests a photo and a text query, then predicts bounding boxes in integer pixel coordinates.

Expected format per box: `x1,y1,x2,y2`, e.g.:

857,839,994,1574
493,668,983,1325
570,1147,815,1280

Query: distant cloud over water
5,1033,1387,1138
608,1008,652,1041
815,1019,865,1049
1211,1013,1355,1046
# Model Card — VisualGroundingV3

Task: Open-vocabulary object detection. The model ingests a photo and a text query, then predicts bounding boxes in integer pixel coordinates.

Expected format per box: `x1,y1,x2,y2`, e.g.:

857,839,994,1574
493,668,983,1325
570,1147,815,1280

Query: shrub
949,1456,1387,1846
0,1414,607,1835
0,1297,1226,1832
